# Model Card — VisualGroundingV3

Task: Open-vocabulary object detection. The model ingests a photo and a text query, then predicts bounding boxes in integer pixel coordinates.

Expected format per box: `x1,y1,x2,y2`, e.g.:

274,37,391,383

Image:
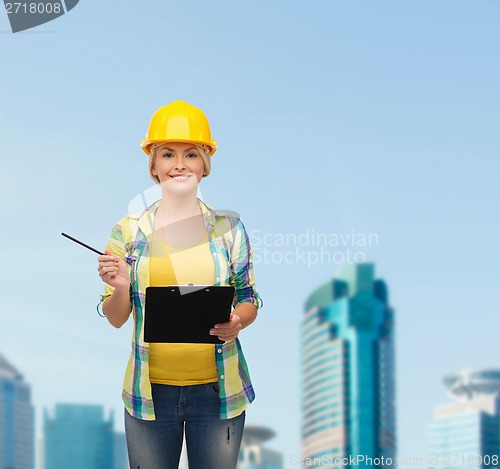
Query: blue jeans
124,382,245,469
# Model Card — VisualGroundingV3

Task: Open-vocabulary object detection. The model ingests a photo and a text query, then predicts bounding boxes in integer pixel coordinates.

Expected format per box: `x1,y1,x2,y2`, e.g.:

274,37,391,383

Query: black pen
61,232,104,255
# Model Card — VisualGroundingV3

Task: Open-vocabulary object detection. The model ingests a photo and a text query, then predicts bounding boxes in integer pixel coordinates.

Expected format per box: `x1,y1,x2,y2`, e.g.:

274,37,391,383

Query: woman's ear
151,155,157,176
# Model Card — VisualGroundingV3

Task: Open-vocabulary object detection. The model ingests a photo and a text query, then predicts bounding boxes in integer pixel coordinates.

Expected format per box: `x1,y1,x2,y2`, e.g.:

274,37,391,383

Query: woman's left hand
210,313,242,341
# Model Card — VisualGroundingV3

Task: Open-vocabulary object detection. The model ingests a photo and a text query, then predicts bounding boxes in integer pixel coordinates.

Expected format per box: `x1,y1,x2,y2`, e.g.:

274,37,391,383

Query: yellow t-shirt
148,227,218,385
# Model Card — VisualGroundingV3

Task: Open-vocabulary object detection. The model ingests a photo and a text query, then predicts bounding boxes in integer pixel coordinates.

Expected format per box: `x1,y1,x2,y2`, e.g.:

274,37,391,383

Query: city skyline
1,351,284,468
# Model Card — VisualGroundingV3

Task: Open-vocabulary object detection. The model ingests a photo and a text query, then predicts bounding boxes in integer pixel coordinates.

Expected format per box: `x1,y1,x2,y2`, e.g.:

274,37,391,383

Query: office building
301,263,396,467
238,425,283,469
178,424,282,469
0,353,35,469
428,369,500,469
44,403,114,469
113,432,129,469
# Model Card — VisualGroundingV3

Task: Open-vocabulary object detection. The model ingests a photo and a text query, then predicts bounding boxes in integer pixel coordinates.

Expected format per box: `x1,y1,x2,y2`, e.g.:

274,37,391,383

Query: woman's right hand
97,249,130,289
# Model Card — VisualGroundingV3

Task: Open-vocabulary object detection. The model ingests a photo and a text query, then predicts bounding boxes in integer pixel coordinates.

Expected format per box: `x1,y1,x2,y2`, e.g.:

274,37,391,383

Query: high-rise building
44,404,114,469
301,263,396,467
238,425,283,469
113,432,129,469
178,424,282,469
0,353,35,469
428,369,500,469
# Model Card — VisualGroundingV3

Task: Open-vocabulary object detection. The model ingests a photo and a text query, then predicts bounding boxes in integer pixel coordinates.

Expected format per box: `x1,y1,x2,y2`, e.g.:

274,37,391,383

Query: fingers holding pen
97,249,129,288
98,263,118,277
97,250,119,276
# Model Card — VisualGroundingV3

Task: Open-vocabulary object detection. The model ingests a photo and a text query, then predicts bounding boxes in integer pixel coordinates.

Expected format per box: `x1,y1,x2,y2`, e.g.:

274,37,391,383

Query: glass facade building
301,263,396,467
179,424,282,469
0,353,35,469
113,432,129,469
428,369,500,469
44,403,114,469
237,425,283,469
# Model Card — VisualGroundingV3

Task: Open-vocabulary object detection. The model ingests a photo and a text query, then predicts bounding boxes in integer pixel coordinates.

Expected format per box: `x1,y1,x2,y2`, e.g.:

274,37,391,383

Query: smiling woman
95,100,263,469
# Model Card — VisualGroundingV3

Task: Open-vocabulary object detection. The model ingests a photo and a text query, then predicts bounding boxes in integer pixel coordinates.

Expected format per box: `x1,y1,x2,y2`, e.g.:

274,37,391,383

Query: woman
96,100,263,469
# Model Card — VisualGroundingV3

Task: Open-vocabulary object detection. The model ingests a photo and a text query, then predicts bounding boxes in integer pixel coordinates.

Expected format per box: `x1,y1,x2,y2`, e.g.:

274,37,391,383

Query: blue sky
1,1,500,467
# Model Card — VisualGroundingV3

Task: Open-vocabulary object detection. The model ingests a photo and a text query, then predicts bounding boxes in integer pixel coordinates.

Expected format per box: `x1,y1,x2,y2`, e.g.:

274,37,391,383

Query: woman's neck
156,192,201,222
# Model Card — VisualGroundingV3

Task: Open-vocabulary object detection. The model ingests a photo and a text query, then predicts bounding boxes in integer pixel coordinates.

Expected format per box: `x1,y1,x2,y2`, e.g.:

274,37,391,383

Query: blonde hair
148,143,211,184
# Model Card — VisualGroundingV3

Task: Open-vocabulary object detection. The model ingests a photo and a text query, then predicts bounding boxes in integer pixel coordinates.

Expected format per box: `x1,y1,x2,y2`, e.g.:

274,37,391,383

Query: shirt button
217,349,222,354
221,375,225,379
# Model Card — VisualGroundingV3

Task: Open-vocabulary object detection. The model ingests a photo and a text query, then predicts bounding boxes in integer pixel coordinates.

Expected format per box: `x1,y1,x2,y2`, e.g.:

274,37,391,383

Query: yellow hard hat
141,100,217,156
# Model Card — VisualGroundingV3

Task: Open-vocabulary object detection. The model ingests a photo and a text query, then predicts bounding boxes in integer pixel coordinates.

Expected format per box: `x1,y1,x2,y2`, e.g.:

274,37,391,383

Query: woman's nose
174,156,186,169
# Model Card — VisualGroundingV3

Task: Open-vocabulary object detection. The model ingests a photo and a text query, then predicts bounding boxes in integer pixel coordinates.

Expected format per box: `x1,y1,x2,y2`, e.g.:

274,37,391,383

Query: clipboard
144,285,235,344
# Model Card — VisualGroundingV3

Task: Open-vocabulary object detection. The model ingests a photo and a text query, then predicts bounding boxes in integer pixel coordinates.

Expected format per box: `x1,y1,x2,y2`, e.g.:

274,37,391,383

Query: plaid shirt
98,198,263,421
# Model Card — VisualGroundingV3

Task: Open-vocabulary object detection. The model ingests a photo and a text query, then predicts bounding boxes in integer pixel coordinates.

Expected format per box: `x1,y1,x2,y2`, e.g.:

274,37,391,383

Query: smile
169,174,193,179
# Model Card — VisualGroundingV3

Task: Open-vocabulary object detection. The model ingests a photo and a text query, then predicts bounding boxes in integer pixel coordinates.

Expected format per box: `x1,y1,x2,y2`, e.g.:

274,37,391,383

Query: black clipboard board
144,285,235,344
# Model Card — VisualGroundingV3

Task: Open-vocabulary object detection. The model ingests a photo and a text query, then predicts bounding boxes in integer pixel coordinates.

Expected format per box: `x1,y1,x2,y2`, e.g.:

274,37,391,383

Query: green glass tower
44,404,114,469
301,263,396,467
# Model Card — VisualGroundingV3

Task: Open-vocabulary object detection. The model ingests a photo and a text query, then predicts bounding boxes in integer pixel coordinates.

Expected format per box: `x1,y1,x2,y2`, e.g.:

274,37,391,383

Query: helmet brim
141,139,217,156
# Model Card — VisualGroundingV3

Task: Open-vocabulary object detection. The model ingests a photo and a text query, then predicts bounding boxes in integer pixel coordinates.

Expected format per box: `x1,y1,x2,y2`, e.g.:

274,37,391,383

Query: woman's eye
162,153,174,158
186,153,198,158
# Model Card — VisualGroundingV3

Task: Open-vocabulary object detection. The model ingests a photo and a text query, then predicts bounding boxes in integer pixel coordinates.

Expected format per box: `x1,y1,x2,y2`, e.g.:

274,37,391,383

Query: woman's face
151,142,205,191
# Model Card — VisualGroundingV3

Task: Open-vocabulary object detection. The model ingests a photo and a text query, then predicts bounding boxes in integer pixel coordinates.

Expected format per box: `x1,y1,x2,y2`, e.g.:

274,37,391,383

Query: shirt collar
134,198,218,239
